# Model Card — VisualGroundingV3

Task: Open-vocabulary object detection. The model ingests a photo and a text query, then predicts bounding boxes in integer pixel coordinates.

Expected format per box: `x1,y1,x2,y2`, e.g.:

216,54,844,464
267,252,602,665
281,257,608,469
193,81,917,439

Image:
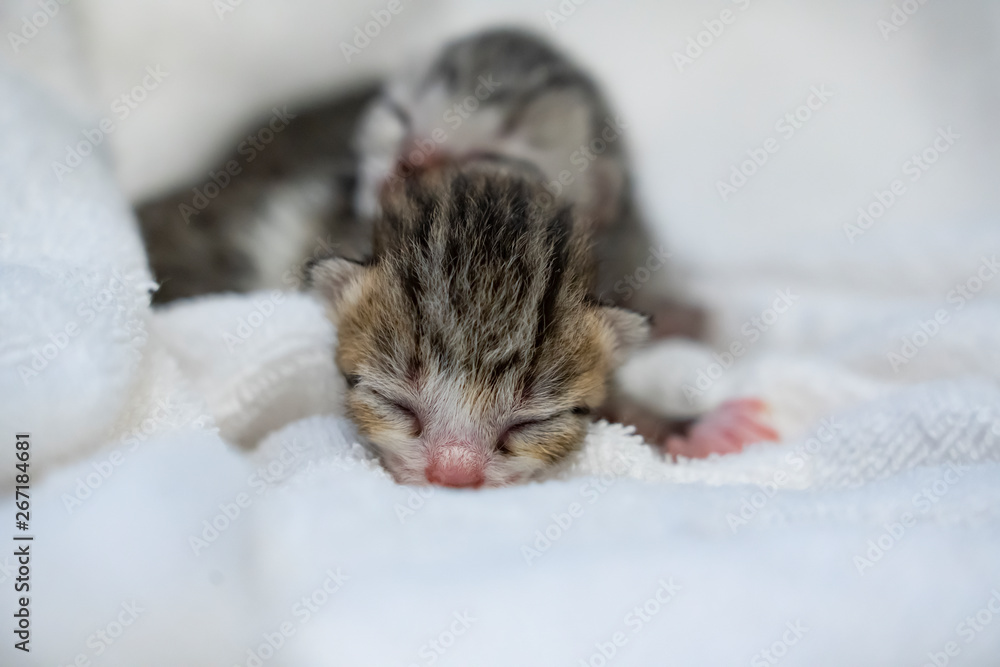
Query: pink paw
664,398,779,460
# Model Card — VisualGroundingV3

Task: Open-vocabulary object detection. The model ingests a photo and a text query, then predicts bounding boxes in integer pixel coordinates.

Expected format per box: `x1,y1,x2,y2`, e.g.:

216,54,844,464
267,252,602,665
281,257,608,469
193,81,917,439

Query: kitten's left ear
599,306,650,365
308,257,367,313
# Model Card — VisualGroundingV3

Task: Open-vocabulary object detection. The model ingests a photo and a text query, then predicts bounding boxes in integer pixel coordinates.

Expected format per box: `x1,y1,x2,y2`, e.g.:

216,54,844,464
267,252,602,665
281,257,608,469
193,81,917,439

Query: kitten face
355,29,626,224
332,268,605,487
313,164,647,487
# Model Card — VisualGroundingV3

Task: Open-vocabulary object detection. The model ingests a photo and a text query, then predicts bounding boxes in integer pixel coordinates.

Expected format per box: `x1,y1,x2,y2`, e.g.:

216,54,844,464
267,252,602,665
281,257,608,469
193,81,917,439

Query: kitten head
312,163,647,487
355,28,627,224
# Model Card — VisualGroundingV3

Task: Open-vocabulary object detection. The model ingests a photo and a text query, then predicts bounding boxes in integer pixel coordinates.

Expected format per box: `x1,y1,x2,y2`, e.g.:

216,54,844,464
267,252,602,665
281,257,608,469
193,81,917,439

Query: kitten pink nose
425,445,485,488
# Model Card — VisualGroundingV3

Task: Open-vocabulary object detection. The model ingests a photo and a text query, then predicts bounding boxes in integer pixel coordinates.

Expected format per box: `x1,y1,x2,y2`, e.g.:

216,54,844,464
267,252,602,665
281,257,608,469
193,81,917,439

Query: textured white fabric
3,19,1000,666
0,65,159,479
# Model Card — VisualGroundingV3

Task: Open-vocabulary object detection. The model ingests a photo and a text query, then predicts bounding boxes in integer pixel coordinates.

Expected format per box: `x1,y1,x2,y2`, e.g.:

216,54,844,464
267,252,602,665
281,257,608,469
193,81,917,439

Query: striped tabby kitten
138,28,777,485
311,29,776,486
353,28,690,324
312,161,646,487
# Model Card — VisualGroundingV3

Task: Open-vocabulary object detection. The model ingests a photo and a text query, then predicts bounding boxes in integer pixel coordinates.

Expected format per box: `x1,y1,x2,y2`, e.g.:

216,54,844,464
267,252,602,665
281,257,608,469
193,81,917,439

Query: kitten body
137,85,377,303
313,29,705,486
138,29,773,484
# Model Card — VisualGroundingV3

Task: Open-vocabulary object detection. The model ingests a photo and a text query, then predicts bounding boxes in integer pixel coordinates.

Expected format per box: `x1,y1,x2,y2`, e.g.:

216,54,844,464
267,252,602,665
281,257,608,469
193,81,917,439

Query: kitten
353,28,700,333
137,28,777,485
137,84,378,303
312,160,648,486
311,29,776,486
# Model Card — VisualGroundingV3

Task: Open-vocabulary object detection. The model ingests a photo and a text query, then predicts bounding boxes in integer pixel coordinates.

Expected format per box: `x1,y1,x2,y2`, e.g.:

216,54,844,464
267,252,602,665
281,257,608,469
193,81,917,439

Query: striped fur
354,28,662,308
312,162,647,485
134,27,701,480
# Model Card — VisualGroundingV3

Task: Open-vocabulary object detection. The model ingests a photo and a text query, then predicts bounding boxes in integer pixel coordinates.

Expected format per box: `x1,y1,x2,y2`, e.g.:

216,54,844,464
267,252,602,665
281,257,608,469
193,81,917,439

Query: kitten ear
599,306,650,365
308,257,366,312
513,88,592,151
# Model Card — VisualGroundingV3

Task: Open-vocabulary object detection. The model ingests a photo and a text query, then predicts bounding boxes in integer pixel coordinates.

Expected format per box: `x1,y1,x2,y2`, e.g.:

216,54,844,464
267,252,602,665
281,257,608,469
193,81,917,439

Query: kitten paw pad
663,398,779,460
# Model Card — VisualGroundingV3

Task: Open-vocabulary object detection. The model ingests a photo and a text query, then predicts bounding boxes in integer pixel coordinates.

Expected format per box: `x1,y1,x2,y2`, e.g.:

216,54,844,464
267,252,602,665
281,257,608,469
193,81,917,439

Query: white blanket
3,25,1000,667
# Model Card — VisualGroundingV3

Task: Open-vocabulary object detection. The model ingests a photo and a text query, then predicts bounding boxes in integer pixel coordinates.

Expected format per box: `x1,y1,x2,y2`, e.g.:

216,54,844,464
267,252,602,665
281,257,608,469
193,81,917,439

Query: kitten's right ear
307,257,366,311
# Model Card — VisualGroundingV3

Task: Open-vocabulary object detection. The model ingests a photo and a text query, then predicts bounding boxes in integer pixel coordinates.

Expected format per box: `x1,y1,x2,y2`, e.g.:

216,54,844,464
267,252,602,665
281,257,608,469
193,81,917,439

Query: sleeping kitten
312,160,645,486
137,28,776,485
310,29,777,486
353,28,701,334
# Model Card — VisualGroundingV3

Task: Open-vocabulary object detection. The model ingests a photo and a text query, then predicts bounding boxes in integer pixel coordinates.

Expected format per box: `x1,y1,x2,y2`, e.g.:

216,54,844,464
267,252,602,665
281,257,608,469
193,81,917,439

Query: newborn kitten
137,85,378,303
312,160,776,487
311,160,647,486
353,28,702,335
137,27,776,484
311,29,776,487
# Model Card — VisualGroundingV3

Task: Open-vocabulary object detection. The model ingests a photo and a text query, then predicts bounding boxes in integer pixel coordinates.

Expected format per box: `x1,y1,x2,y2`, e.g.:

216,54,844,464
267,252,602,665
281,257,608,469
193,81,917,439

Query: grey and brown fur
138,29,700,333
137,84,378,303
354,28,703,337
137,28,707,482
311,160,648,485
